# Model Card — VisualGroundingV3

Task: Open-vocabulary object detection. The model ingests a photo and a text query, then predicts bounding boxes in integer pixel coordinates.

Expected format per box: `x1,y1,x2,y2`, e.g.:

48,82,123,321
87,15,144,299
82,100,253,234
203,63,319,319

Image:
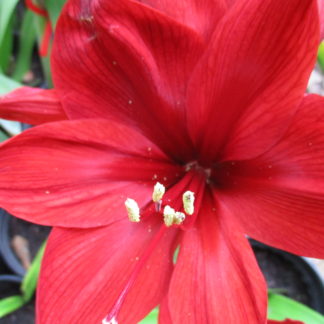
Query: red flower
0,0,323,323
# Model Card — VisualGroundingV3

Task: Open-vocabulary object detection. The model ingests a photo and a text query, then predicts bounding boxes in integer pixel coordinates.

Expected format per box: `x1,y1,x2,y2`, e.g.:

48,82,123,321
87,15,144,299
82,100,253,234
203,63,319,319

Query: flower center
125,182,195,227
185,160,212,183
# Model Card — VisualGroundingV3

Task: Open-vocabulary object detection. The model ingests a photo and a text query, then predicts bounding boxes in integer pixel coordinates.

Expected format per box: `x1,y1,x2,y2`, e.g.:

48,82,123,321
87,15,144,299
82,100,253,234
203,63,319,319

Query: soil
0,302,35,324
0,279,20,299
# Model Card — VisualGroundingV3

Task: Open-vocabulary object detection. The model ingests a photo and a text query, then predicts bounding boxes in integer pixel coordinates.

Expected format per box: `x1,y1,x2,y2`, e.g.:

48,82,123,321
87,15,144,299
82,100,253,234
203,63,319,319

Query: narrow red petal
0,87,67,124
159,297,173,324
318,0,324,40
25,0,48,17
37,217,178,323
52,0,205,160
0,119,181,227
39,21,52,57
187,0,319,162
215,95,324,257
167,193,267,324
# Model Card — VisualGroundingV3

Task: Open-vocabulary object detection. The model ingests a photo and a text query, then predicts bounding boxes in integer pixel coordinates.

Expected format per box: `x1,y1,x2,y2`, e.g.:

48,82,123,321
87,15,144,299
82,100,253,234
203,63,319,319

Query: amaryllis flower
0,0,323,323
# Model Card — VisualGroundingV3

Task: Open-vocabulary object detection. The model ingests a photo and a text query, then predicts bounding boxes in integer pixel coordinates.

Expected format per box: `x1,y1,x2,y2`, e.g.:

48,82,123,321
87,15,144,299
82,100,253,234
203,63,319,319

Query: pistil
101,225,167,324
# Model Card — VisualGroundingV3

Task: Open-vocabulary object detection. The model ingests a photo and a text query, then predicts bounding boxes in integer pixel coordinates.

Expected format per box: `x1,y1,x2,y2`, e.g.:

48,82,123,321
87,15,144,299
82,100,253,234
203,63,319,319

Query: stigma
102,317,118,324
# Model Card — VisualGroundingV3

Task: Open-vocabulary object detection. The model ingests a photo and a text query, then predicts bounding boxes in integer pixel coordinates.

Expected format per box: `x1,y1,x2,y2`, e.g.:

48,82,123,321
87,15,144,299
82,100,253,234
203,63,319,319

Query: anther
163,206,185,227
174,212,186,225
125,198,140,222
183,191,195,215
163,205,176,227
152,182,165,212
152,182,165,202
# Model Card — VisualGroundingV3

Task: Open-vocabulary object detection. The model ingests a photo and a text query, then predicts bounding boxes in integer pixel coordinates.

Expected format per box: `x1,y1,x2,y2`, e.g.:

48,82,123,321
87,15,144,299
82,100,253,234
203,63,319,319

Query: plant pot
251,239,324,314
0,210,25,277
0,209,50,277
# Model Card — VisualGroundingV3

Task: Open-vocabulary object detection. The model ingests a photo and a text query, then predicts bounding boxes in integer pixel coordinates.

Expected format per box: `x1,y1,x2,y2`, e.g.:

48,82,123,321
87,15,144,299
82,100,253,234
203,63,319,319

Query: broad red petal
215,95,324,257
0,87,67,124
187,0,319,162
159,297,173,324
37,217,178,324
52,0,204,161
0,119,181,227
135,0,227,39
167,193,267,324
319,0,324,40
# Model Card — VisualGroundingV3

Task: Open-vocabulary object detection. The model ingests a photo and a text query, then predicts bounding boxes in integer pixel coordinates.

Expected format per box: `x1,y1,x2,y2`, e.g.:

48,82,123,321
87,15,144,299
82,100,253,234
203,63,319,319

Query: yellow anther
125,198,140,222
163,206,185,227
163,205,176,227
152,182,165,202
174,212,186,225
182,191,195,215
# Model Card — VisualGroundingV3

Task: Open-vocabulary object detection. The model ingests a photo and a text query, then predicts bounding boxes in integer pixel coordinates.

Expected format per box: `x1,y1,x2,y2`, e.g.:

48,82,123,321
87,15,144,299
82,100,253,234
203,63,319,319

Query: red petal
52,0,204,160
37,217,178,323
167,193,267,324
0,87,67,124
0,119,181,227
187,0,319,162
215,95,324,257
318,0,324,40
135,0,227,39
159,297,173,324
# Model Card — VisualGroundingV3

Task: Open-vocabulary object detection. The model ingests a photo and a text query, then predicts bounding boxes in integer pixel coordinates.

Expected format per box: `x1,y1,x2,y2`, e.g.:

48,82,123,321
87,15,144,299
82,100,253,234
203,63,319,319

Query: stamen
152,182,165,203
163,206,185,227
125,198,140,222
182,191,195,215
163,205,176,227
102,225,167,323
174,212,186,225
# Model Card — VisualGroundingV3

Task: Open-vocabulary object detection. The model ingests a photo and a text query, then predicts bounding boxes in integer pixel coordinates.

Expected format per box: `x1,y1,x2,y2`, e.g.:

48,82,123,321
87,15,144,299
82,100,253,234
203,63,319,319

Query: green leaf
0,295,25,318
0,0,19,47
268,292,324,324
139,308,158,324
0,74,21,95
21,241,46,302
44,0,67,28
318,41,324,72
0,129,9,142
12,11,37,82
0,16,14,74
